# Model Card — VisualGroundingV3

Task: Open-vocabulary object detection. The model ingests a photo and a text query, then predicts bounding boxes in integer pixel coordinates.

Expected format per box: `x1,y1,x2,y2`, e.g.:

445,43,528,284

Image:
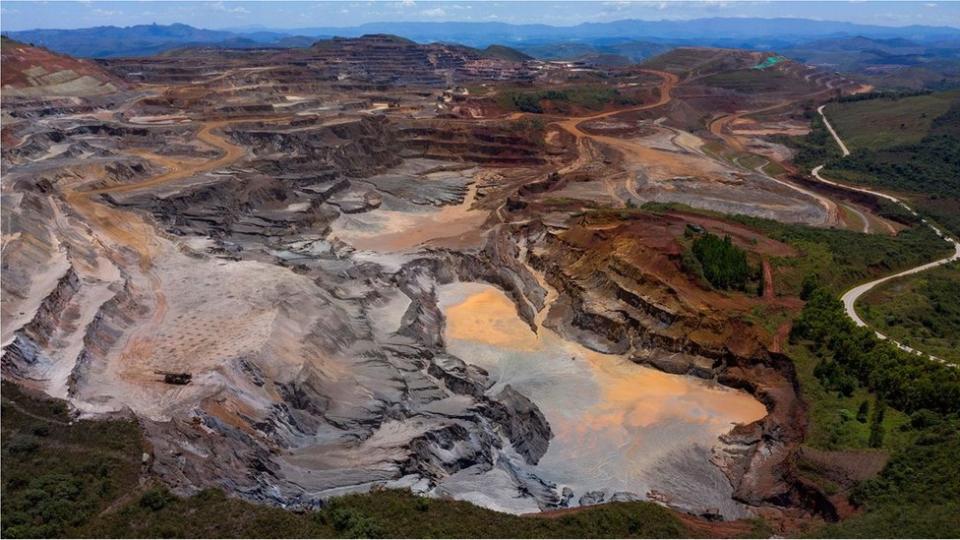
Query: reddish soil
666,210,799,258
762,257,776,301
0,37,124,89
770,321,792,354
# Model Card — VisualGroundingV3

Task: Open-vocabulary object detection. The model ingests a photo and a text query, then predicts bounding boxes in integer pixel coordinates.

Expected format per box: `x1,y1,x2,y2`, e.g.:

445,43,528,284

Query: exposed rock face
497,213,814,515
579,490,606,506
610,491,641,502
490,385,552,464
100,34,535,94
1,96,554,513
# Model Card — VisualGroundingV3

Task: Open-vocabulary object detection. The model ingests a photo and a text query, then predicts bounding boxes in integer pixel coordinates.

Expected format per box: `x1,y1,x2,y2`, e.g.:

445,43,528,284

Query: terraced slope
1,37,124,97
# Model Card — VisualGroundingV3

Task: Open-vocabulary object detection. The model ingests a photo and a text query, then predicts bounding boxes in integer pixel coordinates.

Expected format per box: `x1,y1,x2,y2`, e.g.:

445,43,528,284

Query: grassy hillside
786,91,960,237
790,288,960,538
823,90,958,150
1,382,694,539
700,69,816,94
809,419,960,538
858,261,960,364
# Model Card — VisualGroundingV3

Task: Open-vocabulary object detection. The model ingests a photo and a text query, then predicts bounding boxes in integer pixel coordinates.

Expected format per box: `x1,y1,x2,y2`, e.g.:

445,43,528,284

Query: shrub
329,507,384,539
139,488,174,511
857,400,870,423
692,232,750,290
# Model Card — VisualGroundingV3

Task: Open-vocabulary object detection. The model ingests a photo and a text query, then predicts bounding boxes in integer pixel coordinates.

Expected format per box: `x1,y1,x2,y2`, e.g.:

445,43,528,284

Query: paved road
815,106,960,366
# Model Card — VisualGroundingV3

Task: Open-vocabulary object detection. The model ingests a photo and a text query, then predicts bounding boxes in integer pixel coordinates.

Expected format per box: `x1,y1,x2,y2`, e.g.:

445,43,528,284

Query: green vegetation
749,222,950,297
791,286,960,538
823,90,957,150
81,489,689,538
786,90,960,237
858,261,960,364
776,114,841,172
787,343,912,452
1,382,691,538
837,89,932,104
791,288,960,414
1,383,143,538
691,231,751,290
811,414,960,538
508,115,547,135
496,85,637,113
642,201,952,296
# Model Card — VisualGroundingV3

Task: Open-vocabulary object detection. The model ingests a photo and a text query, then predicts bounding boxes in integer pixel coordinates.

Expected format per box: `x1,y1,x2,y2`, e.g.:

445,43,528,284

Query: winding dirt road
709,100,844,226
815,106,960,366
552,69,679,204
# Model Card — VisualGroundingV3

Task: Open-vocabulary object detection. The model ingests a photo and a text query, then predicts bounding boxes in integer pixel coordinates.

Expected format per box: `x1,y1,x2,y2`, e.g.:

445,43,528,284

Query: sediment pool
436,282,767,517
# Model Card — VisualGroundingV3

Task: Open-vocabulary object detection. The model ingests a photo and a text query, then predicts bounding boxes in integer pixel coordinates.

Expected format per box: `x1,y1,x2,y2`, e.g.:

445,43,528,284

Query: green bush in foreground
73,489,692,539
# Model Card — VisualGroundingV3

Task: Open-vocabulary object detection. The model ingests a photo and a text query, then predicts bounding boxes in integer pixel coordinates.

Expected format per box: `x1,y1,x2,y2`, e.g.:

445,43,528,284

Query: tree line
791,286,960,415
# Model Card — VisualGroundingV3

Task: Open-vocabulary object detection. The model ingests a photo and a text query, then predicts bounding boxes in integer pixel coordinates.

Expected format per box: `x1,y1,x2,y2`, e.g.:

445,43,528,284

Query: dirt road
552,70,688,204
82,120,249,196
817,105,850,156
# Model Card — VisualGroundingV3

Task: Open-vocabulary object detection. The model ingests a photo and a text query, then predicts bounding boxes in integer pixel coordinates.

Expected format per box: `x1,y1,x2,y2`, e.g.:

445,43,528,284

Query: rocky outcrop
397,124,546,165
227,116,401,177
579,490,606,506
489,385,551,464
490,215,823,519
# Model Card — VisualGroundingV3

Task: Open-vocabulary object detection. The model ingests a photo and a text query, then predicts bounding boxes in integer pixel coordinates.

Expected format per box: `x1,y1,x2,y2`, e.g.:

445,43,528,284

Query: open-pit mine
1,33,906,529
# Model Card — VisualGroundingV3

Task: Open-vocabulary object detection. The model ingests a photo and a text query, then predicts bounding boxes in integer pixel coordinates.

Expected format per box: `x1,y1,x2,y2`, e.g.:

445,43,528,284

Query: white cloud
420,7,446,17
211,1,250,15
401,0,416,6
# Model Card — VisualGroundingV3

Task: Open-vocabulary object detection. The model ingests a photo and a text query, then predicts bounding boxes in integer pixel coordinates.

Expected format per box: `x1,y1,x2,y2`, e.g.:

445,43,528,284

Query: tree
857,400,870,423
869,400,886,448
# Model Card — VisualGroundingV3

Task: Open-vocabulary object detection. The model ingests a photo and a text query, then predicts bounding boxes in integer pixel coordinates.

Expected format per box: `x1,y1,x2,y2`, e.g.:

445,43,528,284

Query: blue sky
2,1,958,31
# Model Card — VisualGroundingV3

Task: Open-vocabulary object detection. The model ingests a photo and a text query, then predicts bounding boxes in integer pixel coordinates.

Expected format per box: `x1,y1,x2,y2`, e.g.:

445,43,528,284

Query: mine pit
437,282,767,517
1,32,902,532
329,160,491,252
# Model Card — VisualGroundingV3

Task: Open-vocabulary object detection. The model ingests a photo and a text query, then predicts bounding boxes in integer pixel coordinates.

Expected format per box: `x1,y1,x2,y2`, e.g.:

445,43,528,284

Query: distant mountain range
280,18,960,48
1,23,300,58
4,18,960,60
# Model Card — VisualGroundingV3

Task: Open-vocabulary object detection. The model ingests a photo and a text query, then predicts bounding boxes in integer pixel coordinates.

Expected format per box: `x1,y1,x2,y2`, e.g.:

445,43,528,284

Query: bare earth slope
1,37,125,97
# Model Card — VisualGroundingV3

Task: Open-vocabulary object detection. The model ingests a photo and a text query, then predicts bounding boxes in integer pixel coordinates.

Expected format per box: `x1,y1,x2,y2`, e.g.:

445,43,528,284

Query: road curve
815,106,960,366
841,239,960,365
